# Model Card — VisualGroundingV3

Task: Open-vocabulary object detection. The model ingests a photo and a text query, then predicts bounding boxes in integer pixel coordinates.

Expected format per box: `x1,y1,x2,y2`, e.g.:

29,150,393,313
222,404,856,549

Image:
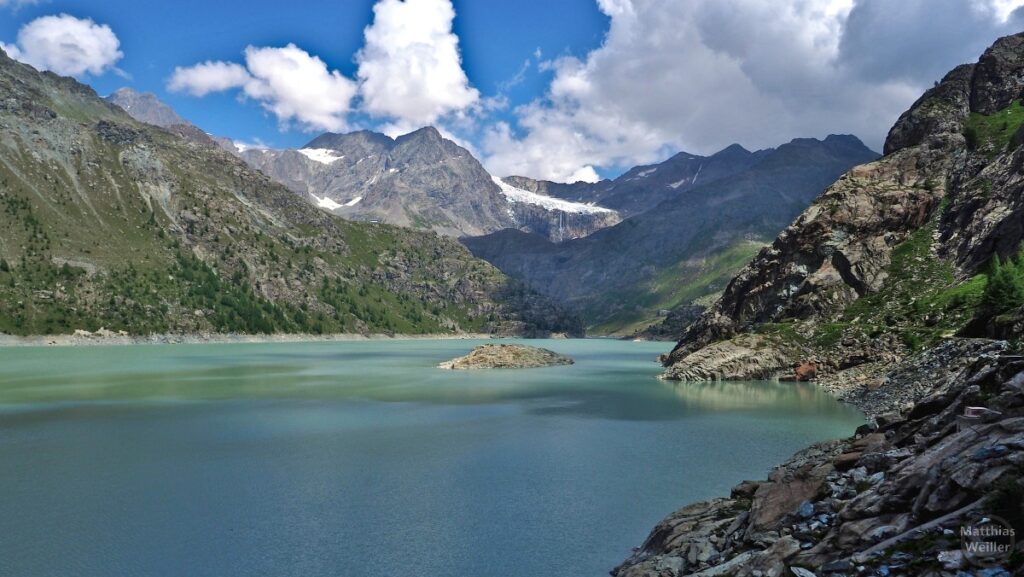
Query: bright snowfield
491,176,615,215
311,194,361,210
311,194,343,210
298,148,346,165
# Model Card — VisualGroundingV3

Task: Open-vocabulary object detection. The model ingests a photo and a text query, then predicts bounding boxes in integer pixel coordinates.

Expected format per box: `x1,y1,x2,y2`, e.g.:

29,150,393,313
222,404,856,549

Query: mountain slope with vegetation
0,51,581,337
464,136,878,334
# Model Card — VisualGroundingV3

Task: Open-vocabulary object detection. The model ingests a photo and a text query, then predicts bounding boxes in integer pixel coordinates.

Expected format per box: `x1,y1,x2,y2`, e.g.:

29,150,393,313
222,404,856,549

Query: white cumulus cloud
484,0,1024,182
356,0,479,126
168,44,358,132
168,61,250,97
1,14,123,77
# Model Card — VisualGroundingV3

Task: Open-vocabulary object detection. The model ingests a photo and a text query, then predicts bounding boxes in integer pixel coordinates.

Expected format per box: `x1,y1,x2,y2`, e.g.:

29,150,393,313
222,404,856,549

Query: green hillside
0,53,580,337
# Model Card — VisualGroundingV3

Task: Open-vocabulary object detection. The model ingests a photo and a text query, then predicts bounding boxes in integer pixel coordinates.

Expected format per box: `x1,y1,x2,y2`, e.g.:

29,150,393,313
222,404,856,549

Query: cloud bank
1,14,123,77
164,0,1024,181
169,44,358,132
484,0,1024,182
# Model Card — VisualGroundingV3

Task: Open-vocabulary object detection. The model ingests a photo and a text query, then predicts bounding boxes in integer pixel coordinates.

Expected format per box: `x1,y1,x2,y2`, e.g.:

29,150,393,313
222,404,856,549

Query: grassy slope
0,56,573,337
588,240,765,335
963,100,1024,156
756,209,987,355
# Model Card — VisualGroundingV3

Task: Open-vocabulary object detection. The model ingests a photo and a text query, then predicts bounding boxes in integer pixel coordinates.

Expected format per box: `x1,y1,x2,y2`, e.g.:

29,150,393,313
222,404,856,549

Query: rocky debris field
438,343,574,370
613,341,1024,577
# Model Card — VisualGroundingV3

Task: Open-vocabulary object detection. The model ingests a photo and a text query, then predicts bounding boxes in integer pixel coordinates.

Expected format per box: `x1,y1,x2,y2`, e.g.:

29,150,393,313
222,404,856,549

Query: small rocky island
438,344,574,370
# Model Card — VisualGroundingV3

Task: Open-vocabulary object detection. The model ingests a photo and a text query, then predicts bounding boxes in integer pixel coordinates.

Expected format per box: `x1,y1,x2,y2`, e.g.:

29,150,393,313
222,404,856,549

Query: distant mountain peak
395,125,444,145
713,143,752,157
303,130,395,152
823,133,863,144
106,87,187,128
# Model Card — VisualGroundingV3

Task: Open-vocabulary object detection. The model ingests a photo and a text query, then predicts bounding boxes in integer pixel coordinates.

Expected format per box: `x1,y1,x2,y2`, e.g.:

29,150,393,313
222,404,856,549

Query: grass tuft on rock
963,100,1024,156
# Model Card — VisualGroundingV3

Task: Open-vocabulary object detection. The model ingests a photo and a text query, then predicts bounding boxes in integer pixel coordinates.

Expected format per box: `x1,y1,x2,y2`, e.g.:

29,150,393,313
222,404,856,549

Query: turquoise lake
0,339,863,577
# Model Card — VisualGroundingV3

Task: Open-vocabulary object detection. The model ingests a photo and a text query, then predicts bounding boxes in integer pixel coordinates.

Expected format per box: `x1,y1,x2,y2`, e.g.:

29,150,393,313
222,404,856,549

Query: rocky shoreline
613,339,1023,577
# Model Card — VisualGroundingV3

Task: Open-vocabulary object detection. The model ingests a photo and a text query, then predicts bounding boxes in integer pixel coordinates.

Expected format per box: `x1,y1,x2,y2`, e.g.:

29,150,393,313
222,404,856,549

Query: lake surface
0,339,863,577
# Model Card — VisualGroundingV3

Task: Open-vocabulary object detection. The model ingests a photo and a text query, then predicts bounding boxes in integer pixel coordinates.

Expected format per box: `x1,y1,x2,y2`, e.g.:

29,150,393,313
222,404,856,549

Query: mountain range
238,128,621,241
0,52,580,337
102,90,878,338
465,135,879,333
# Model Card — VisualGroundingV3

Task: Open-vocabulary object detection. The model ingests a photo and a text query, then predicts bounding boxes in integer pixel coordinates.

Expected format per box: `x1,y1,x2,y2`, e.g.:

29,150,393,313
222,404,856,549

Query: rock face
106,87,187,128
502,143,767,220
614,345,1024,577
616,32,1024,577
0,50,581,337
663,31,1024,380
241,129,621,241
438,344,574,370
465,136,877,332
106,87,237,154
660,334,793,381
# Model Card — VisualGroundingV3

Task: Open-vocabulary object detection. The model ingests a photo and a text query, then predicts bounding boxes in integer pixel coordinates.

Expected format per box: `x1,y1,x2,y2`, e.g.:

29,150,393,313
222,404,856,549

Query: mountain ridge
464,134,879,333
0,49,581,337
240,126,622,240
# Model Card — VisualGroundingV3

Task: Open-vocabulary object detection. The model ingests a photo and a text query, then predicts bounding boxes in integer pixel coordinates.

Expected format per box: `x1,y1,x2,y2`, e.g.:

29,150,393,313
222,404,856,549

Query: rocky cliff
0,51,581,337
106,87,238,153
615,31,1024,577
663,33,1024,383
106,87,188,128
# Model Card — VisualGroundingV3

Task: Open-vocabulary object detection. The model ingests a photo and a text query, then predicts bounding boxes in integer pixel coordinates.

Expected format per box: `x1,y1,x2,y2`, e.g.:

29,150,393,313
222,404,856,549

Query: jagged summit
395,125,444,144
303,129,395,151
712,142,752,157
243,125,620,239
106,87,188,128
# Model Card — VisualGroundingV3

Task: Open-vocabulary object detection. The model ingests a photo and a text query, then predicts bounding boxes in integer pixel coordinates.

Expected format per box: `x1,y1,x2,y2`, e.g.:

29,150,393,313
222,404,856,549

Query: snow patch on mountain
491,176,615,215
311,194,343,210
299,148,345,165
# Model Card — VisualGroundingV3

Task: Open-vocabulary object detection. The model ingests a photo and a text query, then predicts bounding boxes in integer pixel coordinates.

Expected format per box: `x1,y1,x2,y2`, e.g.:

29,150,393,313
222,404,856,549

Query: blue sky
0,0,609,150
3,1,1024,182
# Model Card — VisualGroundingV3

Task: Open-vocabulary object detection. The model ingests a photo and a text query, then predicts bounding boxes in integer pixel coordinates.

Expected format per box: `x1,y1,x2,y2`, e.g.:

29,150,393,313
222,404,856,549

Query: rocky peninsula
438,344,574,370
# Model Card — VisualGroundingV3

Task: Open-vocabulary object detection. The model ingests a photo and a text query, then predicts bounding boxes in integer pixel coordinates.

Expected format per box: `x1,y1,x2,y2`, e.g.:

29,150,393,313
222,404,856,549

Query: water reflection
0,340,860,424
0,339,865,577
